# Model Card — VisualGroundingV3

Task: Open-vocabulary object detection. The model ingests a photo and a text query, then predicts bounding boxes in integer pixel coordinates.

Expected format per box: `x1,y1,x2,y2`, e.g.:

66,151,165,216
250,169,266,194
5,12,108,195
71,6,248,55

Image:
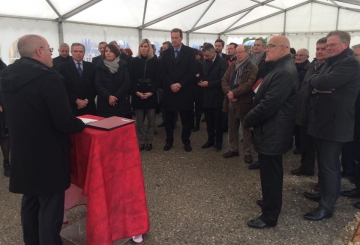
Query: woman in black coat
0,58,10,177
130,39,159,151
95,44,131,119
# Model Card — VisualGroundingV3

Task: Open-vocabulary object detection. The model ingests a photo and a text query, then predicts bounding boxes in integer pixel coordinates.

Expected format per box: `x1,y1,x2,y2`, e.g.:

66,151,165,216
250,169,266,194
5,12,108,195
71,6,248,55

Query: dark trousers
164,110,193,145
21,191,65,245
299,126,316,174
222,112,228,131
294,124,301,149
259,153,283,226
203,107,223,144
161,108,178,124
193,101,202,127
314,138,343,212
341,141,355,175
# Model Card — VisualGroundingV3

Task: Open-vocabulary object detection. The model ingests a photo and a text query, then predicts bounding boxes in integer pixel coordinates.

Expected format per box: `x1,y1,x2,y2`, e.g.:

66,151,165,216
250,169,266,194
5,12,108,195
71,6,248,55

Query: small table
64,115,149,245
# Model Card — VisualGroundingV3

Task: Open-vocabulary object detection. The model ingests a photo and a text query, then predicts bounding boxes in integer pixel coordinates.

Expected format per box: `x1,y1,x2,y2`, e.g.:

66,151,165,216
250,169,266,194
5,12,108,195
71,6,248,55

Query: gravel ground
0,118,359,245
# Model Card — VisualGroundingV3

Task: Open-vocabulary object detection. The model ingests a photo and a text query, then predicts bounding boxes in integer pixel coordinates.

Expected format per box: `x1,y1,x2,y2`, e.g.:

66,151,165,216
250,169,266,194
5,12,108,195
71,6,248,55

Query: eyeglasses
326,42,345,48
266,44,289,49
295,54,307,57
235,51,247,55
39,47,54,52
253,44,263,47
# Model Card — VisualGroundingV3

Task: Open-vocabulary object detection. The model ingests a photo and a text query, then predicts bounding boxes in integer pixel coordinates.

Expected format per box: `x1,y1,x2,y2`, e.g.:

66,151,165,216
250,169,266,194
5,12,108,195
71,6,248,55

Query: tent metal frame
1,0,360,45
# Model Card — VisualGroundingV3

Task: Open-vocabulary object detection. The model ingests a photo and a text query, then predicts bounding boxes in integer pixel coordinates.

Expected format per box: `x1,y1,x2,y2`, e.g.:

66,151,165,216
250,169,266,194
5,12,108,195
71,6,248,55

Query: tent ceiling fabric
1,0,360,35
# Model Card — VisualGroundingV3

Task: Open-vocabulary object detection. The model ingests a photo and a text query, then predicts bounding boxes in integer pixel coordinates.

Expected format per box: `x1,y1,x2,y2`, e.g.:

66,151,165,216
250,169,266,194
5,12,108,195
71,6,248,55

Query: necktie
77,62,82,76
174,50,179,59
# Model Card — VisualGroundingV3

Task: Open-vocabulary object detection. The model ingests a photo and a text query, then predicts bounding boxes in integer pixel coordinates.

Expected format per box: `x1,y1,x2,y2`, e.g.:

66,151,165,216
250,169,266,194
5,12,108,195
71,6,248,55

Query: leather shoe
304,207,332,221
248,161,260,170
247,217,275,229
354,202,360,209
139,144,145,151
244,155,253,164
202,141,214,149
145,144,152,151
303,192,320,202
222,151,239,158
340,188,360,198
163,143,173,151
184,144,192,152
256,200,263,208
291,167,314,176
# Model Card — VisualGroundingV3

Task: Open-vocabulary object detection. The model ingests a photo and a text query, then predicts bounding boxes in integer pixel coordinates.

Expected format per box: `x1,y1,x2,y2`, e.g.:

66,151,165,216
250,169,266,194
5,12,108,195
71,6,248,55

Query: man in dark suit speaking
60,43,97,116
0,34,85,245
160,28,196,152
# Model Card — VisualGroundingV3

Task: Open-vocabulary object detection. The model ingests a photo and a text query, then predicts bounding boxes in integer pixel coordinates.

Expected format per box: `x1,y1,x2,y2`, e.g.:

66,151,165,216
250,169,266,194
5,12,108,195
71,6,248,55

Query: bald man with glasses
244,35,298,228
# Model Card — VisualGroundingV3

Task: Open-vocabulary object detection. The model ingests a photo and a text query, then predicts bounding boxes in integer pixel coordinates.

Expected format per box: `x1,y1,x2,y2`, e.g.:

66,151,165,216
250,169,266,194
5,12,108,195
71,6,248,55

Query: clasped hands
227,91,237,102
76,98,88,109
109,95,118,106
136,92,153,99
171,83,182,92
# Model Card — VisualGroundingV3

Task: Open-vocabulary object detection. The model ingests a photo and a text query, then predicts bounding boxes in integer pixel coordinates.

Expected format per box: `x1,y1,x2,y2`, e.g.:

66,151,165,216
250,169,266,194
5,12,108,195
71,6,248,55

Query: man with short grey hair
52,42,71,71
303,30,360,221
222,45,258,163
0,34,85,244
60,42,97,116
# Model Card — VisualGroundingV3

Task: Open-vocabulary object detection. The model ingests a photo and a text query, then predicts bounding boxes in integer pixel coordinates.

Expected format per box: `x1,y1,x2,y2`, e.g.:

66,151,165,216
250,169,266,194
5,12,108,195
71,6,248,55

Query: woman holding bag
130,39,159,151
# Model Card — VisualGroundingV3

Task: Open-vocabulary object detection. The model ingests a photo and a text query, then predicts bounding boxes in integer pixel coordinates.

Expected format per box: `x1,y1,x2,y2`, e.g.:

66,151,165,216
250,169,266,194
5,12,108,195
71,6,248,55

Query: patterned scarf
251,51,264,65
103,56,120,74
233,56,251,87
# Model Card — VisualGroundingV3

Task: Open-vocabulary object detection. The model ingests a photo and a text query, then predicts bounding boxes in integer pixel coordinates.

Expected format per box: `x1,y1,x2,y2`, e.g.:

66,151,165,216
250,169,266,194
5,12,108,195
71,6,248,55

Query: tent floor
0,114,358,245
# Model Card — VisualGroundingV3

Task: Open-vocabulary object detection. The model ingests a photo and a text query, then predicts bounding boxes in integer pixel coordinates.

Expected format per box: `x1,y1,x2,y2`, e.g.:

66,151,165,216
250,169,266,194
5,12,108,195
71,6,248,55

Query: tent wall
0,17,58,65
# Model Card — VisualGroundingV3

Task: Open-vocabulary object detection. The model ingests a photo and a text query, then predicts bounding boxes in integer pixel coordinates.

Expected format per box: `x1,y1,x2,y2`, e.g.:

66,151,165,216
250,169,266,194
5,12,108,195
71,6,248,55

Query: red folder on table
86,116,134,131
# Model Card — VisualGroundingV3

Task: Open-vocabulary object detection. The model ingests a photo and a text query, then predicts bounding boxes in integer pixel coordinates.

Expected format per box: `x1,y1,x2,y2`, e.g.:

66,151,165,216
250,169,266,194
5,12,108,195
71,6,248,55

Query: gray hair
59,43,69,48
18,35,45,58
71,43,85,52
255,38,266,47
327,30,351,43
202,43,215,53
352,44,360,49
298,48,309,56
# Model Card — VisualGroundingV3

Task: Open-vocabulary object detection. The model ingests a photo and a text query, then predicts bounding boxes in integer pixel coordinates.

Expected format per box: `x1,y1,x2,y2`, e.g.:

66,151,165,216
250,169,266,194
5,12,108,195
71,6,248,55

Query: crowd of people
0,28,360,243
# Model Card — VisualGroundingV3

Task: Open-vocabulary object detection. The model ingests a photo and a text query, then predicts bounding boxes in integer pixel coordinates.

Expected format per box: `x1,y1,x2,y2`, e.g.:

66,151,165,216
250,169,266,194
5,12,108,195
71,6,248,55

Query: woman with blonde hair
130,39,159,151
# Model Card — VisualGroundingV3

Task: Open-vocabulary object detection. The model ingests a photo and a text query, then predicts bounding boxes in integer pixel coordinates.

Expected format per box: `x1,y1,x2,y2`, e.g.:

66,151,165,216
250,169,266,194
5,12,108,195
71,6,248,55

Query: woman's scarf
103,56,120,74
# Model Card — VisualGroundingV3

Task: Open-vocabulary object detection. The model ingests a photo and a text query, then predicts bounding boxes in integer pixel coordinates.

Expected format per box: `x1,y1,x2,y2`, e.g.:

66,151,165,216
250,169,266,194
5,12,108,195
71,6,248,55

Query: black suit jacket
59,60,97,116
308,48,360,142
160,44,196,111
201,55,228,108
220,53,228,60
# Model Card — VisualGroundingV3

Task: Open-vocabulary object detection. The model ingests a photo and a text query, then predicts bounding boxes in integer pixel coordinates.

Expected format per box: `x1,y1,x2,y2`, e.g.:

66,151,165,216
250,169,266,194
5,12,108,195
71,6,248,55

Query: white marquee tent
1,0,360,64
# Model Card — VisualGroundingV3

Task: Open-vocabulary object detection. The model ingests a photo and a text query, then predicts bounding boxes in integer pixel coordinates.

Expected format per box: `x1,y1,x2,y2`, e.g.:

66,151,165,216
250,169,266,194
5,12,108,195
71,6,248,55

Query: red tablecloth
69,115,150,245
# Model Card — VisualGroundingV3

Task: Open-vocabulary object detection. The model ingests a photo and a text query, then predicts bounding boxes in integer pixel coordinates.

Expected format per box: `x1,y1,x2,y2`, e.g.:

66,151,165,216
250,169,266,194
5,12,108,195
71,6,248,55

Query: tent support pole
283,10,286,35
186,32,190,46
336,7,340,30
139,29,142,42
58,21,64,45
